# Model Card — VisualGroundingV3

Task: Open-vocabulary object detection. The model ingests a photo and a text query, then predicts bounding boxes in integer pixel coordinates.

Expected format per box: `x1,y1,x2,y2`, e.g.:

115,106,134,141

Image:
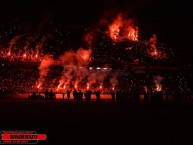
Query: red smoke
38,54,55,88
109,14,138,42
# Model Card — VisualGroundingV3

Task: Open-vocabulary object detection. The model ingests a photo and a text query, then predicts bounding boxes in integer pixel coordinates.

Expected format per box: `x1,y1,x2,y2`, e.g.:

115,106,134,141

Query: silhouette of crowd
28,90,56,100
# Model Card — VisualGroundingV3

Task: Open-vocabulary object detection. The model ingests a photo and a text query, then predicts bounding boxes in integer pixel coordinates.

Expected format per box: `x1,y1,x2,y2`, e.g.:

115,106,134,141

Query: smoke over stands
0,2,192,95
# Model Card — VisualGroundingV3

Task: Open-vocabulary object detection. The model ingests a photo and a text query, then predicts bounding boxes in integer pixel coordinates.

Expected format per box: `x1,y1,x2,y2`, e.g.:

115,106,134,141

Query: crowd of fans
0,25,192,102
0,69,38,93
0,49,43,62
0,61,192,102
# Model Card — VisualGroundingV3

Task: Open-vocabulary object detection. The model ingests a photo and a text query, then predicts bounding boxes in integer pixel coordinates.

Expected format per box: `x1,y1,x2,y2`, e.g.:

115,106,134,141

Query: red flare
57,84,61,89
7,51,11,56
23,53,27,58
37,84,40,89
99,84,103,90
86,83,90,90
35,54,38,58
109,14,138,42
155,84,162,92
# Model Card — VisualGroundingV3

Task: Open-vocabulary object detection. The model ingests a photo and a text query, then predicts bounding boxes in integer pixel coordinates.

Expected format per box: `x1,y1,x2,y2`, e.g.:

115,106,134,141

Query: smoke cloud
58,48,92,88
38,54,55,87
8,35,23,51
110,73,118,87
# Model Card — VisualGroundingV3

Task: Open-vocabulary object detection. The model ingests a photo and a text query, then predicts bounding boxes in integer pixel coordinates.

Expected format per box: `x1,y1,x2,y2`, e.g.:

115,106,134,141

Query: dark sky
0,0,193,58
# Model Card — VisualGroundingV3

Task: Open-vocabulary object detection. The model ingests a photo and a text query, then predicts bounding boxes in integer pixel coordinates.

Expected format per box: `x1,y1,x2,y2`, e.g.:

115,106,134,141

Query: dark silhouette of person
31,91,36,99
37,93,43,99
116,90,121,101
120,90,127,103
85,90,92,102
158,91,164,104
95,90,101,101
152,91,157,104
123,90,130,103
144,91,150,104
78,90,83,101
77,90,80,101
111,91,115,101
67,90,71,101
49,90,55,100
62,92,65,100
44,89,49,101
73,89,78,101
84,91,88,102
53,91,56,99
152,91,163,104
149,92,154,104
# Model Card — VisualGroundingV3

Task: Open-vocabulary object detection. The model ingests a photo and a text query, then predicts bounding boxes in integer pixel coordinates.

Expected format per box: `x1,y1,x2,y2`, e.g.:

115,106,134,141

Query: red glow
109,15,122,42
7,51,11,56
37,84,40,89
23,53,27,58
86,83,90,90
155,84,162,92
78,49,92,61
153,50,158,56
99,84,103,90
126,27,138,41
82,55,89,61
57,84,61,89
109,24,121,42
35,54,38,58
151,49,159,58
144,86,148,93
1,49,43,62
109,14,138,42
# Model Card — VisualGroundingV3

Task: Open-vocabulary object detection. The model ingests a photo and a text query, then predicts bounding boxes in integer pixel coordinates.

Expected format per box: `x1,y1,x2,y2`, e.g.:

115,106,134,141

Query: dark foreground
1,100,193,145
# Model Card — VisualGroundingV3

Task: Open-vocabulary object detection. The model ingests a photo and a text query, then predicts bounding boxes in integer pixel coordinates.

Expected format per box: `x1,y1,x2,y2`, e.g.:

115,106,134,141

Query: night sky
1,0,193,61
